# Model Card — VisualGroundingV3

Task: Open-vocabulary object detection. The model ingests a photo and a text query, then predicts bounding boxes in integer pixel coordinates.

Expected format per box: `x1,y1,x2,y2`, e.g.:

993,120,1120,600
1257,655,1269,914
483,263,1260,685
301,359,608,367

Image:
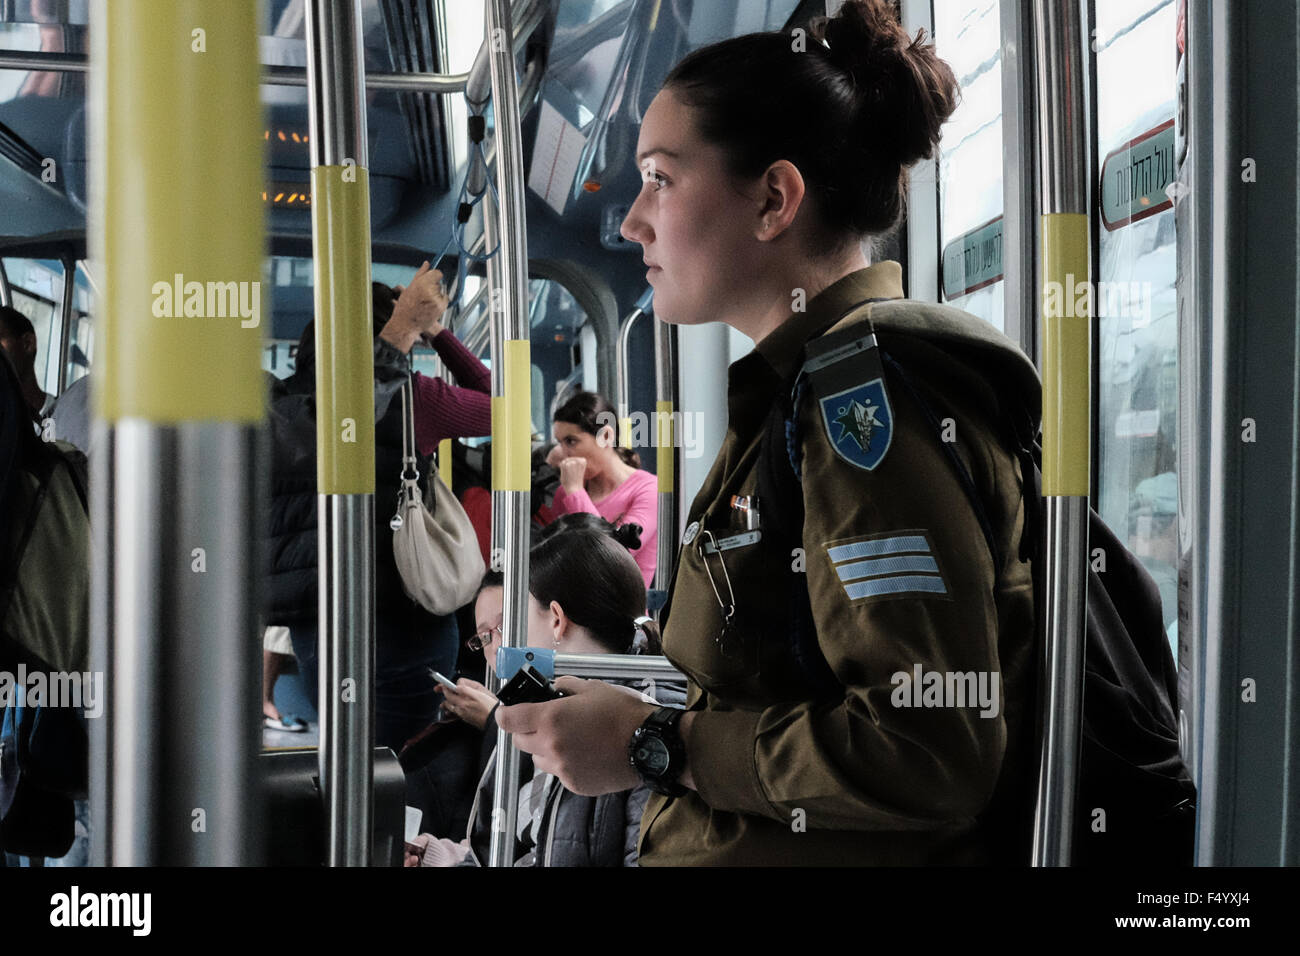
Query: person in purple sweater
375,264,492,446
547,390,659,589
263,264,495,748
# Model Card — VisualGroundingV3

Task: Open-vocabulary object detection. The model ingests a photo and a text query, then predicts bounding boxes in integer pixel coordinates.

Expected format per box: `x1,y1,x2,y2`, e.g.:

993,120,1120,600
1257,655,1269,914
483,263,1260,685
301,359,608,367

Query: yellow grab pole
1039,213,1091,497
90,0,264,865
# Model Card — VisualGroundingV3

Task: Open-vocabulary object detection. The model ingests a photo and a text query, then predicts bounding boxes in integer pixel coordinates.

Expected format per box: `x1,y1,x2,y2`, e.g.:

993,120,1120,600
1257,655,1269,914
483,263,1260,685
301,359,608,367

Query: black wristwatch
629,706,688,797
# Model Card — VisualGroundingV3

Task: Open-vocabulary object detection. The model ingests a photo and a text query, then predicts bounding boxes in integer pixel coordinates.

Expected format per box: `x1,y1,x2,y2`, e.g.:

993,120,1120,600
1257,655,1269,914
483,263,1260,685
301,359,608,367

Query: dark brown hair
663,0,958,251
552,390,641,469
529,527,661,655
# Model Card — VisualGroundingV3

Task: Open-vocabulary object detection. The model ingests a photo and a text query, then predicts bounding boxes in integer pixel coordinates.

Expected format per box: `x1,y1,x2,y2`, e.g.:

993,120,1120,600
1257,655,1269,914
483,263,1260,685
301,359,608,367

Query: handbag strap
400,368,419,482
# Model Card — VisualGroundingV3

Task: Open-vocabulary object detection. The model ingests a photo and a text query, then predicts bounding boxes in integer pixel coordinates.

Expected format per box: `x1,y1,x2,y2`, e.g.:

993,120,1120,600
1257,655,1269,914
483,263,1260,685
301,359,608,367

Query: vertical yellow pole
90,0,264,865
1039,213,1091,496
95,3,263,423
304,0,376,867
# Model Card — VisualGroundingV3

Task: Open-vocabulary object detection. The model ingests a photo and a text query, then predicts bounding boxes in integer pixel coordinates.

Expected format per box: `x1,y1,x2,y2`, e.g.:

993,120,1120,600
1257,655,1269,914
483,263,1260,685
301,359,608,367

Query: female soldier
546,390,658,588
497,0,1041,865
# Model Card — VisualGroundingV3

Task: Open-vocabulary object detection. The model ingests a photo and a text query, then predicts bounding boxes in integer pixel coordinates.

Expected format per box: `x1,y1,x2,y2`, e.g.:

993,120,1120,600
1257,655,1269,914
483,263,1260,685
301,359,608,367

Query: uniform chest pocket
664,520,797,693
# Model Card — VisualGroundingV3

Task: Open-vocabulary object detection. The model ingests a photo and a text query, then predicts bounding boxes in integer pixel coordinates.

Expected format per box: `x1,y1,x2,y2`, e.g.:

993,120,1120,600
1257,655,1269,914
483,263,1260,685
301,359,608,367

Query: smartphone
429,670,458,692
496,646,555,682
496,664,565,707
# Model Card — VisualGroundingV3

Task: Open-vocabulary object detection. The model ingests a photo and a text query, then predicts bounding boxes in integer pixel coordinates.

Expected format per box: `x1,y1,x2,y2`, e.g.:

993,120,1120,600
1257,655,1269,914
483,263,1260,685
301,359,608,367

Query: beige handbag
391,372,485,615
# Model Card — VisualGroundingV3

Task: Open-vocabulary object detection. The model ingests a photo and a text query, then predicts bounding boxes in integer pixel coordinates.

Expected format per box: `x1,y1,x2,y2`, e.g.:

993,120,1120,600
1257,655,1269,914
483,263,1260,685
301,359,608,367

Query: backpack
0,353,90,858
757,303,1196,866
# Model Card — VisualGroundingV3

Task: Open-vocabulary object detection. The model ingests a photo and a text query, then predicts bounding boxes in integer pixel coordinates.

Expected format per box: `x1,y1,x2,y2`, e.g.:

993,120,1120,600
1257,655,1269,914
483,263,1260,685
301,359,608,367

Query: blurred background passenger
546,391,658,588
264,262,492,750
0,305,53,423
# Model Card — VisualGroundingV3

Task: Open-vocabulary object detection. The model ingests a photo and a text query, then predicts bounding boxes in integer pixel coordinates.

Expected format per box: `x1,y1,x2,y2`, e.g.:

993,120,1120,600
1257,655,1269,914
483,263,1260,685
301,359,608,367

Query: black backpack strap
757,367,840,698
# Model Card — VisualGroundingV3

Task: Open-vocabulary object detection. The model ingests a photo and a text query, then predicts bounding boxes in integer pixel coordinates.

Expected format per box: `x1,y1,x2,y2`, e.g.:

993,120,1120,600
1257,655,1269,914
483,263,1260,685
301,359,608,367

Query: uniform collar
753,261,905,381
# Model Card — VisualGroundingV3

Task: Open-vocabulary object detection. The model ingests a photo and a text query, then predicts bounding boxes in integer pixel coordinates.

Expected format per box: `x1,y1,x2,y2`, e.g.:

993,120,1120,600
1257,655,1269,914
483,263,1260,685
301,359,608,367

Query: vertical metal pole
1001,0,1040,361
484,0,532,869
89,0,264,865
615,307,641,448
0,257,11,307
653,313,676,602
57,256,76,395
900,0,938,303
305,0,375,868
1030,0,1092,867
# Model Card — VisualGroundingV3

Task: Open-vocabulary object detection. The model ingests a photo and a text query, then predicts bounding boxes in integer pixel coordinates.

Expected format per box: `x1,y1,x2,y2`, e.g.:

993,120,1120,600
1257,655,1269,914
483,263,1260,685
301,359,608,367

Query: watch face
635,738,670,774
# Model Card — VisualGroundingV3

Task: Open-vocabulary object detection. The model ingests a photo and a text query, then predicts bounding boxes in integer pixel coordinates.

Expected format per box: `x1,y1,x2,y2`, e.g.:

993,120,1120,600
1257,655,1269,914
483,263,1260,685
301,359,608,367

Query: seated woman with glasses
405,518,683,866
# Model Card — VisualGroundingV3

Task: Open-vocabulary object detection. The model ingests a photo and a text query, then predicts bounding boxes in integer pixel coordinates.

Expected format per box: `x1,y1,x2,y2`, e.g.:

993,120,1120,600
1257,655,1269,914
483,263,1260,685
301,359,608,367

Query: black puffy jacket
264,335,443,650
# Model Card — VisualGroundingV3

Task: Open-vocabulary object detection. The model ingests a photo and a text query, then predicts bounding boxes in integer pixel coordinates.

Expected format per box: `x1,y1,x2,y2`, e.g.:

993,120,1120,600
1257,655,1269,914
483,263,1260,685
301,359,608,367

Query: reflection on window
933,0,1004,331
1095,0,1178,651
3,258,65,397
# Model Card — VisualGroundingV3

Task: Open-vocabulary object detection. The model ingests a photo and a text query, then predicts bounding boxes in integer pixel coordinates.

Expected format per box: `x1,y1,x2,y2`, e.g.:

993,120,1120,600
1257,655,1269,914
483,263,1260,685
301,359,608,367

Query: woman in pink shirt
547,391,659,588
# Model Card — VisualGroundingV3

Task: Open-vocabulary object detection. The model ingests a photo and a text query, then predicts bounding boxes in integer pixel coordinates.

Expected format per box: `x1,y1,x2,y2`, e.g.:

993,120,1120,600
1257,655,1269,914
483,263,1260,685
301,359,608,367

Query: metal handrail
614,305,643,433
304,0,375,867
652,306,675,603
0,4,546,95
483,0,533,870
1029,0,1092,868
554,653,685,683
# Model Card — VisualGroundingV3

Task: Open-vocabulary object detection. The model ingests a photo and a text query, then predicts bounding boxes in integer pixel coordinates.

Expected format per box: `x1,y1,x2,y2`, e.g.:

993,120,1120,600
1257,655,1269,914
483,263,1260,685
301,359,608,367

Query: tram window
1094,0,1179,645
528,278,587,434
63,261,94,387
932,0,1005,331
0,23,45,101
2,257,66,397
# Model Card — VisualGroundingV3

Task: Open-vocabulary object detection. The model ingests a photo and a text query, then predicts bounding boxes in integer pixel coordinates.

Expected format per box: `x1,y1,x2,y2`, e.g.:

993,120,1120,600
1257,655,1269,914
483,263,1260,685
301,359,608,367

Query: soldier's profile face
621,90,764,329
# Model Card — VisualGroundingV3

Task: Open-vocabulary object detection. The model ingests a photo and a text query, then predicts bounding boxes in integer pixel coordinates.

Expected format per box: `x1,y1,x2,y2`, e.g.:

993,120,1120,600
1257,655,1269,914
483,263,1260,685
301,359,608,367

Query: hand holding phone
429,670,458,692
496,664,565,707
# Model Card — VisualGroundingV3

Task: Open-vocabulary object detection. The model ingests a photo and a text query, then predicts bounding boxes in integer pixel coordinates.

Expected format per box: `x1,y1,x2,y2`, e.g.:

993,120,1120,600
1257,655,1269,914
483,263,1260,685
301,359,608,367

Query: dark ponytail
529,528,662,656
663,0,958,250
552,390,642,469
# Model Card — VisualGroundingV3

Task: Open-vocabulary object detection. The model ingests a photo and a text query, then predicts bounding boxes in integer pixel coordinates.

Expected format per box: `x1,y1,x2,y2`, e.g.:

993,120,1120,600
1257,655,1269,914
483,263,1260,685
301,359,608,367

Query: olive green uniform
639,263,1041,866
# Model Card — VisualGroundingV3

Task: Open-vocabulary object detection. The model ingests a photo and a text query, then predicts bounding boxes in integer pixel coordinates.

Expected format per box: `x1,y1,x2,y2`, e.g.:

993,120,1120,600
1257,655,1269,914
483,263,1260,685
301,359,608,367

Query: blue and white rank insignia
820,378,893,471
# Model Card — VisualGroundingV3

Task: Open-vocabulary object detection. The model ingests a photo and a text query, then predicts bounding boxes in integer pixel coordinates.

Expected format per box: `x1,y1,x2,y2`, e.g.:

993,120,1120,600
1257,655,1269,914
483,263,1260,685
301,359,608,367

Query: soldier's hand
558,456,587,493
496,677,655,796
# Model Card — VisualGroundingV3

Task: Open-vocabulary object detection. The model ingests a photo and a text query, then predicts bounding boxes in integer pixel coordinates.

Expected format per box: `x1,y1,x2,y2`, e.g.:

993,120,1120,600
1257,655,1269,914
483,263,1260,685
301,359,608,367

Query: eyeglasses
467,624,502,652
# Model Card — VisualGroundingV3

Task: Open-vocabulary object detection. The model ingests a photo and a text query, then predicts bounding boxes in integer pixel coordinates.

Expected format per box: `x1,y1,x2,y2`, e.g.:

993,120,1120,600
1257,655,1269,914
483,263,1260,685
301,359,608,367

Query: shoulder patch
819,377,893,471
822,529,951,603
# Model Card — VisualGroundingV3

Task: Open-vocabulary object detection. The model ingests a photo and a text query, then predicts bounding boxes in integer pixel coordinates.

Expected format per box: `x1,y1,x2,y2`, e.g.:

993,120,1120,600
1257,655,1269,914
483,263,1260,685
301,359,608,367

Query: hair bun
813,0,959,169
819,0,905,83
